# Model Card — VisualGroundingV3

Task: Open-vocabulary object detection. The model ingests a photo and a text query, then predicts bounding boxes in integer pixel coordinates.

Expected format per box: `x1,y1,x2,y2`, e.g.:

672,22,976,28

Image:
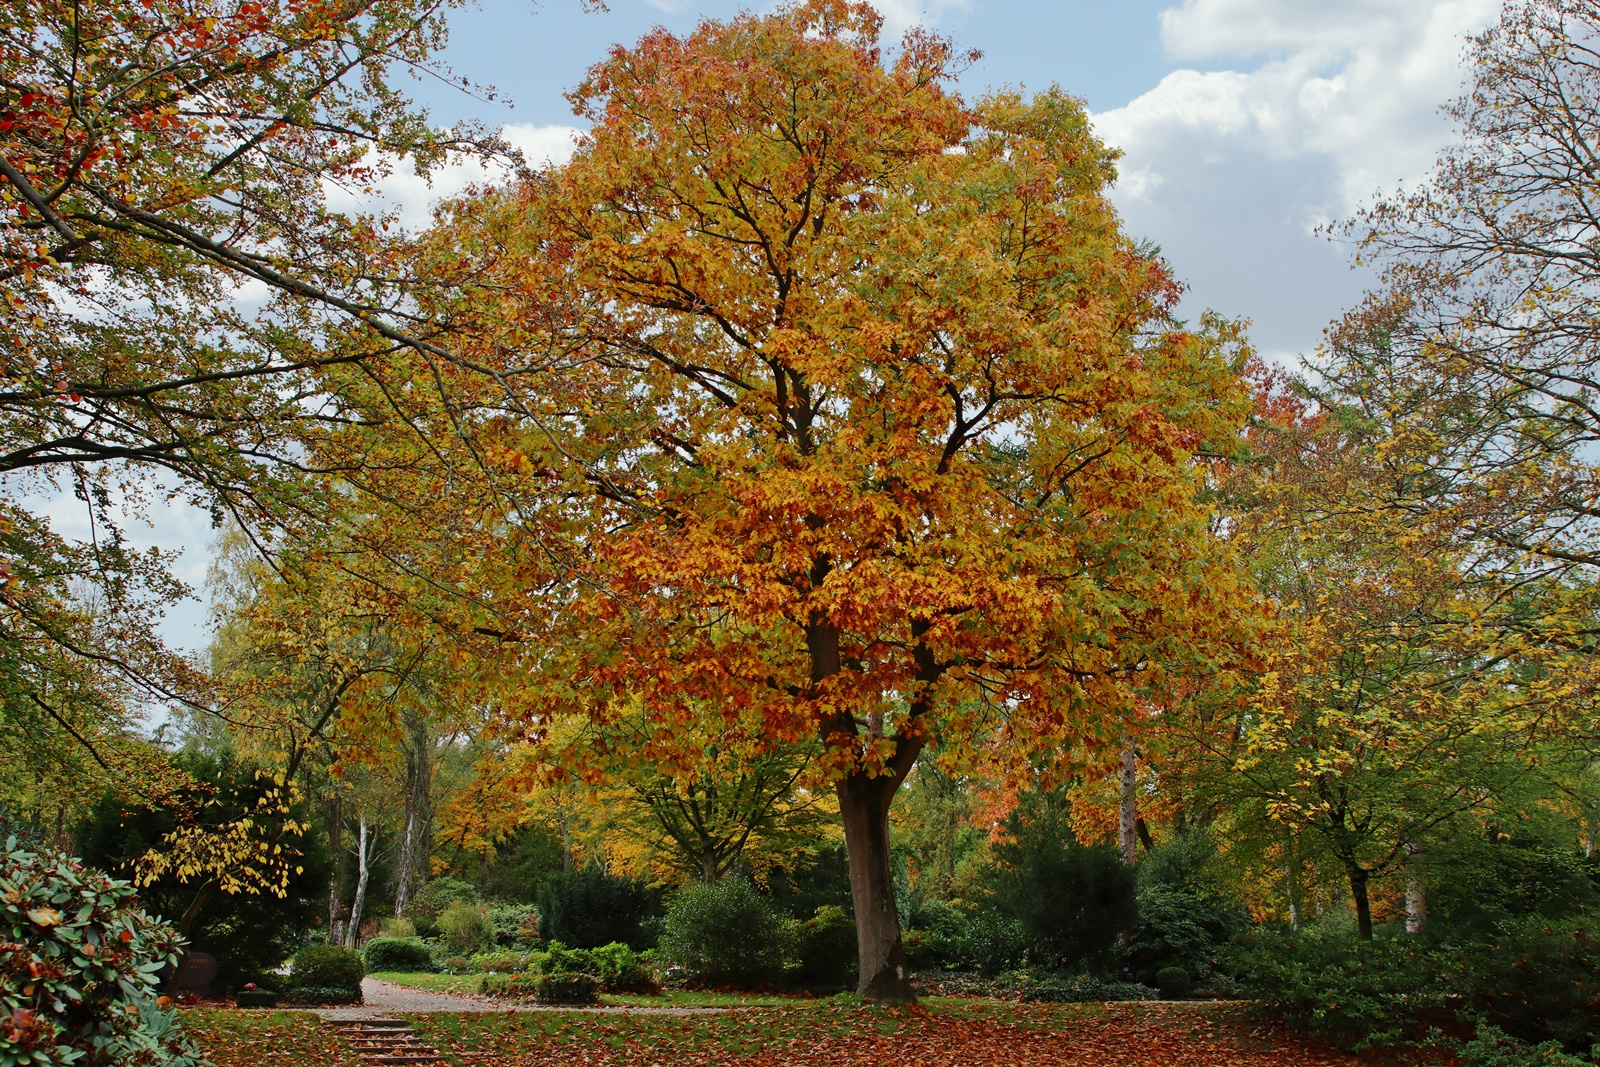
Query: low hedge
363,936,437,973
290,944,365,990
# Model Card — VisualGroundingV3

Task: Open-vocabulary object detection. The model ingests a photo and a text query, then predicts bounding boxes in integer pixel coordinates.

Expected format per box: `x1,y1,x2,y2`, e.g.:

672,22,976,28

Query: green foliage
1124,883,1242,984
788,905,857,989
1155,966,1193,999
584,942,659,993
408,878,481,922
0,837,203,1067
985,785,1136,972
362,937,436,973
481,969,599,1004
904,901,1028,974
443,956,473,973
1451,916,1600,1049
486,904,539,948
1221,926,1445,1050
659,877,786,988
471,951,523,974
1428,837,1600,939
379,917,416,939
1457,1026,1600,1067
536,868,662,950
457,823,565,905
994,968,1155,1003
74,751,329,989
289,944,364,993
436,903,492,955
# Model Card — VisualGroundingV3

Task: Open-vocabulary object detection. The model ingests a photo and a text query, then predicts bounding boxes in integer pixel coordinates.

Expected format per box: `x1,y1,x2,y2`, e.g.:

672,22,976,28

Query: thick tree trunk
1348,865,1373,940
394,709,433,918
346,817,371,949
837,771,913,1003
1118,744,1138,865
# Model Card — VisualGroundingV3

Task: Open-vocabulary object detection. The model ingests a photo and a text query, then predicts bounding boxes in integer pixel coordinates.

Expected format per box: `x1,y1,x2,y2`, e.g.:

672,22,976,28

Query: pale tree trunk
393,709,433,918
1118,744,1138,865
1284,831,1301,928
1405,844,1425,934
328,792,344,942
345,817,371,950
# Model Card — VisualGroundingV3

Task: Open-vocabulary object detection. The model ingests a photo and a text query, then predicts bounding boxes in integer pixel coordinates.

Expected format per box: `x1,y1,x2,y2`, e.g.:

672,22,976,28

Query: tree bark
1118,744,1138,865
346,817,371,949
328,792,344,938
837,770,913,1002
394,708,433,918
1348,865,1373,940
1404,844,1425,935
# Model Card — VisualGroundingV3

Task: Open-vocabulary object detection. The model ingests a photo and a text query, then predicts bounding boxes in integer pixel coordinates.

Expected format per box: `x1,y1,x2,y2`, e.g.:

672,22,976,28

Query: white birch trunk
345,817,371,950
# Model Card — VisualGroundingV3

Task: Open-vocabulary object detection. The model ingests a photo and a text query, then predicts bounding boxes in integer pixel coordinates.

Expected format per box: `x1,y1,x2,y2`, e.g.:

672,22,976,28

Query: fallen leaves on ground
412,1001,1381,1067
184,1008,367,1067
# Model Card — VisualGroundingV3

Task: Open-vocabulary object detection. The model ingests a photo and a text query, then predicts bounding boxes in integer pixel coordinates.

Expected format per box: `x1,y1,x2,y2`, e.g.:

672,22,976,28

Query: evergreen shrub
363,936,436,972
537,868,662,949
289,944,364,993
659,877,785,988
788,905,857,989
0,836,204,1067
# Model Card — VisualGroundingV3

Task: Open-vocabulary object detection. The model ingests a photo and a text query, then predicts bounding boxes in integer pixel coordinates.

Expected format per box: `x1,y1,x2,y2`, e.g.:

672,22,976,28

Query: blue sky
120,0,1505,653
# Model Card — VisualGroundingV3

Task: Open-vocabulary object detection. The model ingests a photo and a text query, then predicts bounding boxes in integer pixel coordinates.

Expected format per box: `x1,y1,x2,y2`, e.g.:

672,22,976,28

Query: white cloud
1088,0,1499,361
321,123,581,232
872,0,970,39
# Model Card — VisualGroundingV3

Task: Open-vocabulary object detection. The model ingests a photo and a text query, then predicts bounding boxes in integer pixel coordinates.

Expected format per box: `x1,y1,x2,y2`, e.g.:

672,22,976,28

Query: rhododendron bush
0,837,201,1067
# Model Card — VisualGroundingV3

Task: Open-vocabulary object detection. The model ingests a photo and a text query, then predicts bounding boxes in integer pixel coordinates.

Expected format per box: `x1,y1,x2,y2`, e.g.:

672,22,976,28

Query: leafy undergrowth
184,1008,366,1067
412,1001,1377,1066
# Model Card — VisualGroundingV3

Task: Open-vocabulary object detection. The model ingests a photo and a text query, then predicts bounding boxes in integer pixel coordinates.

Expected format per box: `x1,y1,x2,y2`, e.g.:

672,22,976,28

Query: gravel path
309,977,725,1019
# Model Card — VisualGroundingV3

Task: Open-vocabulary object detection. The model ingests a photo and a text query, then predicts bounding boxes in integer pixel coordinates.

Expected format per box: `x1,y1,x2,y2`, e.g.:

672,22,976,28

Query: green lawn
368,970,820,1008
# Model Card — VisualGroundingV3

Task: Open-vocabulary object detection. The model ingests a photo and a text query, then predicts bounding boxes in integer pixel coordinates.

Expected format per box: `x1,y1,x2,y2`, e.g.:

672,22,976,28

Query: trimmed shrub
659,876,786,988
437,903,493,955
290,944,364,992
1155,966,1193,1000
1124,882,1243,985
443,955,473,973
0,836,204,1067
472,951,524,974
789,905,857,989
363,936,436,973
538,867,662,949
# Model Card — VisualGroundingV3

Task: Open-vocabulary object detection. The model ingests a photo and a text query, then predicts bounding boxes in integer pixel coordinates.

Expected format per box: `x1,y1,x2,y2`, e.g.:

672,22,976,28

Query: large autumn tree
345,0,1260,1000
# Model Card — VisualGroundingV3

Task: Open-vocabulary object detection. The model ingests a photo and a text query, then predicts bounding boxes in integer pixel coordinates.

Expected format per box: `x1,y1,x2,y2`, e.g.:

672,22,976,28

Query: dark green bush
659,876,786,987
363,936,436,972
995,968,1154,1002
1221,926,1446,1050
1125,883,1244,985
534,973,599,1005
537,867,662,949
1155,966,1193,999
1451,916,1600,1049
1455,1025,1599,1067
789,904,857,989
290,944,364,991
985,785,1135,972
0,836,203,1066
